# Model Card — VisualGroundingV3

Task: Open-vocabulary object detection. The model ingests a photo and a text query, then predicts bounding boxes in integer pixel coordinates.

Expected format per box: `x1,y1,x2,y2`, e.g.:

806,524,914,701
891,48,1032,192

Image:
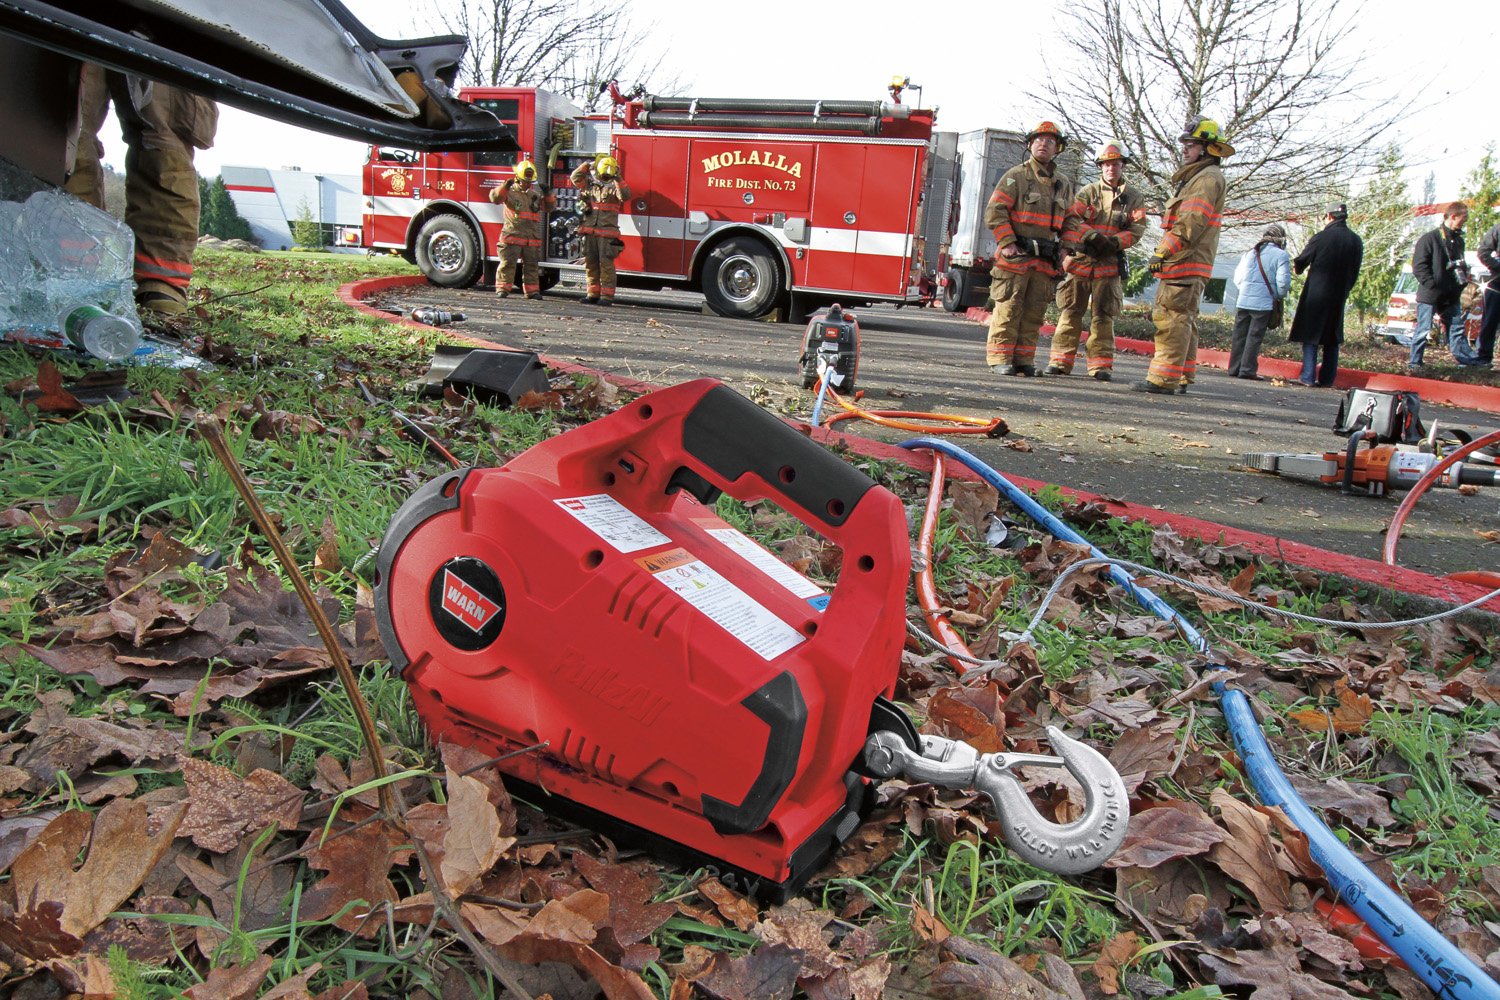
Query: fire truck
361,82,947,319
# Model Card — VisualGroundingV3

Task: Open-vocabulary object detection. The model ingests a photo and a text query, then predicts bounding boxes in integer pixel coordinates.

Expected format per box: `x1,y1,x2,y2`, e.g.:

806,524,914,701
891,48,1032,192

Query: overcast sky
105,0,1493,203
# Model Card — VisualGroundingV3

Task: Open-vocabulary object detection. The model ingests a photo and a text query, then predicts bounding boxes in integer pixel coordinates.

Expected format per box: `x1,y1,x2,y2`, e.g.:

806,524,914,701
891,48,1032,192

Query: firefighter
1133,119,1232,394
569,154,630,305
983,121,1075,376
64,64,219,317
1048,140,1148,380
489,160,554,298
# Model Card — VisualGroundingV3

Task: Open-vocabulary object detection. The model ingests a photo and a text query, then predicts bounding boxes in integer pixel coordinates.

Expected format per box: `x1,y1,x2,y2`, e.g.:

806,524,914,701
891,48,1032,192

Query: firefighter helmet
514,160,538,182
1178,119,1235,157
1024,120,1067,151
596,154,620,178
1095,139,1132,165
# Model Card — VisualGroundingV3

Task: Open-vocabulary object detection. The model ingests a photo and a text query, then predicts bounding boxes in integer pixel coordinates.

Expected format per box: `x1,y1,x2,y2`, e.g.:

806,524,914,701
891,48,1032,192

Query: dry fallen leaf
439,767,513,896
179,757,303,853
1207,788,1293,912
1287,680,1374,736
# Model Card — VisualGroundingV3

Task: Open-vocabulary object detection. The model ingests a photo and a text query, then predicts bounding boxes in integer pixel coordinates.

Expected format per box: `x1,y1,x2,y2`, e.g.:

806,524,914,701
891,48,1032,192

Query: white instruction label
636,548,806,661
555,494,672,553
706,527,828,605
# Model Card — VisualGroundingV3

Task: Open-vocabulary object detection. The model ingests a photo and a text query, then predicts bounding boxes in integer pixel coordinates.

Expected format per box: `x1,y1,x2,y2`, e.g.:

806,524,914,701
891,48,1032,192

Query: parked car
1375,251,1488,348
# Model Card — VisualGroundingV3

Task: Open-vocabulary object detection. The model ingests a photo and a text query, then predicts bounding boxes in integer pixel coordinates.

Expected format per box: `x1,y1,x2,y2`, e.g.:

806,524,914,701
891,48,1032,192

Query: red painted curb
963,307,1500,413
343,275,1499,613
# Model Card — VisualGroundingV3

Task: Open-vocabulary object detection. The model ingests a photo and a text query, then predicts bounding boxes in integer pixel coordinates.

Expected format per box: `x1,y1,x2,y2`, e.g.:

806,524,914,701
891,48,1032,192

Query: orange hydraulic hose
822,386,1007,436
1313,898,1406,968
1381,429,1500,588
916,451,976,674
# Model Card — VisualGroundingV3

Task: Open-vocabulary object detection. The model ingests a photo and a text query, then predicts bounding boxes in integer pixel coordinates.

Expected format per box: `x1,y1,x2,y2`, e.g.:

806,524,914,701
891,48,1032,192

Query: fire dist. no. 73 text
706,178,797,191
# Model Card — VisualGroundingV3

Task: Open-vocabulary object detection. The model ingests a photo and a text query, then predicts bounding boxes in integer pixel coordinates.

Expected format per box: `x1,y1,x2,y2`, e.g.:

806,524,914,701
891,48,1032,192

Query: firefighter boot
1045,364,1069,375
582,295,600,304
1091,370,1112,382
1130,380,1174,394
991,364,1017,375
1014,365,1039,377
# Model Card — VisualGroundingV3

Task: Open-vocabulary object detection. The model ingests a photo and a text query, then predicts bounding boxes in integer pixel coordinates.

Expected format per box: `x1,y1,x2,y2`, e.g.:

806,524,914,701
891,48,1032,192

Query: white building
221,165,364,251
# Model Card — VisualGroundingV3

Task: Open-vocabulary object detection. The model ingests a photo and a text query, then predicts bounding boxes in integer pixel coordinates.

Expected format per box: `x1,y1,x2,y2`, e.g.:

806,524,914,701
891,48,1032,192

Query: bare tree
422,0,677,109
1037,0,1414,222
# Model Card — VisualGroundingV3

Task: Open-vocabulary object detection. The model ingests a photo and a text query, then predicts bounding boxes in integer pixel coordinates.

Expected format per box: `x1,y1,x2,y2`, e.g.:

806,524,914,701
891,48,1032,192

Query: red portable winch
373,379,915,900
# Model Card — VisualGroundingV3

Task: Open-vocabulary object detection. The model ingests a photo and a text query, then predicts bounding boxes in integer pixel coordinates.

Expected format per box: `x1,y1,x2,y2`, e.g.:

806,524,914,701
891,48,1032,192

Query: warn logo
441,569,501,632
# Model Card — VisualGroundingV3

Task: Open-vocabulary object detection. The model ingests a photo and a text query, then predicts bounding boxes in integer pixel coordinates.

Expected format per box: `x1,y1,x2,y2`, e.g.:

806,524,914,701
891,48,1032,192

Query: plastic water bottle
0,200,30,330
2,190,145,361
56,301,142,362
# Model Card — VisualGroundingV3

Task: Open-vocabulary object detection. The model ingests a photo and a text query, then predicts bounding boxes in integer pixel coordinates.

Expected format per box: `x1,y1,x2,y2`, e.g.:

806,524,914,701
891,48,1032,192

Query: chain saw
373,379,1126,900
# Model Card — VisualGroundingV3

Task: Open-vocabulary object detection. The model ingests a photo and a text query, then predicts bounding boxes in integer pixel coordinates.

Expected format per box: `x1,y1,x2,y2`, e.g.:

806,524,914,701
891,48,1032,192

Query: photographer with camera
1409,201,1479,368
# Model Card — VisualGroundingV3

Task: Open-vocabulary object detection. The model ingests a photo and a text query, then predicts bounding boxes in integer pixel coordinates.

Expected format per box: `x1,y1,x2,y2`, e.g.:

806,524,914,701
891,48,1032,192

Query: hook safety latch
862,726,1129,875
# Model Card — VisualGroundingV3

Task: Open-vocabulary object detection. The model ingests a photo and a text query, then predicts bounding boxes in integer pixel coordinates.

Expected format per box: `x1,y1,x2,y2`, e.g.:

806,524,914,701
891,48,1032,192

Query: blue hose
811,367,832,427
900,436,1500,1000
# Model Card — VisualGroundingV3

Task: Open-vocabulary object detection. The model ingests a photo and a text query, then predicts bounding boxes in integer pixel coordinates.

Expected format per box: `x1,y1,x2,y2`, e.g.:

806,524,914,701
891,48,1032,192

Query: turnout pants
582,233,620,300
986,267,1057,367
1146,279,1204,387
65,64,217,308
1049,275,1121,374
498,241,541,295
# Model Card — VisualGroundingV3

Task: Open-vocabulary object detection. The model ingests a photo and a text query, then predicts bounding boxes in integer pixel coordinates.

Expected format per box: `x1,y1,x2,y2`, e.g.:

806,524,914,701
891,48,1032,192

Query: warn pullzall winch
374,379,1126,901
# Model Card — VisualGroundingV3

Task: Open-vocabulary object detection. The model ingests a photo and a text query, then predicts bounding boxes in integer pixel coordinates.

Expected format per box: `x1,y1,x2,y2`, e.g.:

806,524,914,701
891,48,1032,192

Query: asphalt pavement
374,279,1500,579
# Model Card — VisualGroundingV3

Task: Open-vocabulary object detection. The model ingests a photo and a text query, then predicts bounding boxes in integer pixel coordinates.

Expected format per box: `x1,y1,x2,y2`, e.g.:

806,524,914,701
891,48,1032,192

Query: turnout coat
1288,220,1363,346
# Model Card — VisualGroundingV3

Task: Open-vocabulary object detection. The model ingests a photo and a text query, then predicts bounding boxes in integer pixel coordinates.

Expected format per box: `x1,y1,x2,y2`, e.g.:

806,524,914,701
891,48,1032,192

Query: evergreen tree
197,175,218,236
1347,145,1412,327
201,176,254,242
289,198,323,249
1460,145,1499,239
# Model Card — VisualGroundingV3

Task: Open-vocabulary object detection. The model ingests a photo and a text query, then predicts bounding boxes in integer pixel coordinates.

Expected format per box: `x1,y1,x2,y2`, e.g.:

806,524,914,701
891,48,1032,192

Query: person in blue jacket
1228,223,1292,379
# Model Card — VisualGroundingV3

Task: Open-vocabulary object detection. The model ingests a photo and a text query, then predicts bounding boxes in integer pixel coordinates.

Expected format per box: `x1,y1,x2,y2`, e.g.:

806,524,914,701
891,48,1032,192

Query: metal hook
863,726,1129,875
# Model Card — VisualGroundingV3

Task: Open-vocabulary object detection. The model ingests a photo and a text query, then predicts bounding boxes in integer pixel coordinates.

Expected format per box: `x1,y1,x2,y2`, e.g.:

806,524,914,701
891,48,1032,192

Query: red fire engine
361,83,943,318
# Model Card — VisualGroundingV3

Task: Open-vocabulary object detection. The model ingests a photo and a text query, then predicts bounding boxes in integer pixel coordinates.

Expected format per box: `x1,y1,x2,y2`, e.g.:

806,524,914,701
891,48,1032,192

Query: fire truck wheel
703,237,782,319
414,214,482,288
941,269,969,312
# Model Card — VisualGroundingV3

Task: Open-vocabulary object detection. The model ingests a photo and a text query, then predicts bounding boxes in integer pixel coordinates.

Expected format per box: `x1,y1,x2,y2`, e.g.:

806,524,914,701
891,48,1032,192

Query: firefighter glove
1148,253,1166,275
1083,231,1121,256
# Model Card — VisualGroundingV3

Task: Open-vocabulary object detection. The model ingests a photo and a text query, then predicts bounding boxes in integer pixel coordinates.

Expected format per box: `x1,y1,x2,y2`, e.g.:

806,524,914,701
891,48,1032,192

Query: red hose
1381,430,1500,586
1313,897,1406,967
915,452,976,674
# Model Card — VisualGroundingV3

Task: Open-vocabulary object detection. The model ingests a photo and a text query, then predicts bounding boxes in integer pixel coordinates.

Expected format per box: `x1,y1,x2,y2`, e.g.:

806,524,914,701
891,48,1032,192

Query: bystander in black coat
1288,216,1364,346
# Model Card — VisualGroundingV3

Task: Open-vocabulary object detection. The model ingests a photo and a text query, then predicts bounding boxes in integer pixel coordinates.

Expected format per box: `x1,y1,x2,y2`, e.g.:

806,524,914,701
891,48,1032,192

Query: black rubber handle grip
680,384,875,527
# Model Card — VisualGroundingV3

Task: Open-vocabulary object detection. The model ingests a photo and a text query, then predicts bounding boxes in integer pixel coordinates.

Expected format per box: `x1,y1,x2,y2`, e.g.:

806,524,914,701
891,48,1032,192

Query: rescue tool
798,303,860,391
373,378,1126,901
1243,389,1497,495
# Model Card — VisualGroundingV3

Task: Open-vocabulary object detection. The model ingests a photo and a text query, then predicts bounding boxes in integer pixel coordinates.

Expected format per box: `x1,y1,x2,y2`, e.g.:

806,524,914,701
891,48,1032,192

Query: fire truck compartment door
804,144,865,291
626,137,687,276
853,144,920,293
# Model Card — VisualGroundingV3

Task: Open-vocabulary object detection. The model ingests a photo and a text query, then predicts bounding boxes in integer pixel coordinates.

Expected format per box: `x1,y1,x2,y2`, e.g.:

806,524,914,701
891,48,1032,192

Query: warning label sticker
705,527,827,605
555,494,671,553
636,547,805,661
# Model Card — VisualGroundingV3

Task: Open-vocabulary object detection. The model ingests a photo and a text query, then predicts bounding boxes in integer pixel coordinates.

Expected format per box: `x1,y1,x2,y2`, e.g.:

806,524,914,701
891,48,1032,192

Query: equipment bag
1333,388,1425,444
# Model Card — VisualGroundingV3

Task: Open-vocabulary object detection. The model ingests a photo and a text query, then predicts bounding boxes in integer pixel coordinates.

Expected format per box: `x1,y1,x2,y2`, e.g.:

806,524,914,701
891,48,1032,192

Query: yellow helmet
1095,139,1132,165
1178,119,1234,157
1024,120,1067,151
596,154,620,179
514,160,538,182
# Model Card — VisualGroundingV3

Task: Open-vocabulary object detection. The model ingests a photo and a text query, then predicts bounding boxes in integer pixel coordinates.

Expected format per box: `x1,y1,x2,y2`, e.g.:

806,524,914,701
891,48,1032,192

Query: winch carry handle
672,382,879,532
